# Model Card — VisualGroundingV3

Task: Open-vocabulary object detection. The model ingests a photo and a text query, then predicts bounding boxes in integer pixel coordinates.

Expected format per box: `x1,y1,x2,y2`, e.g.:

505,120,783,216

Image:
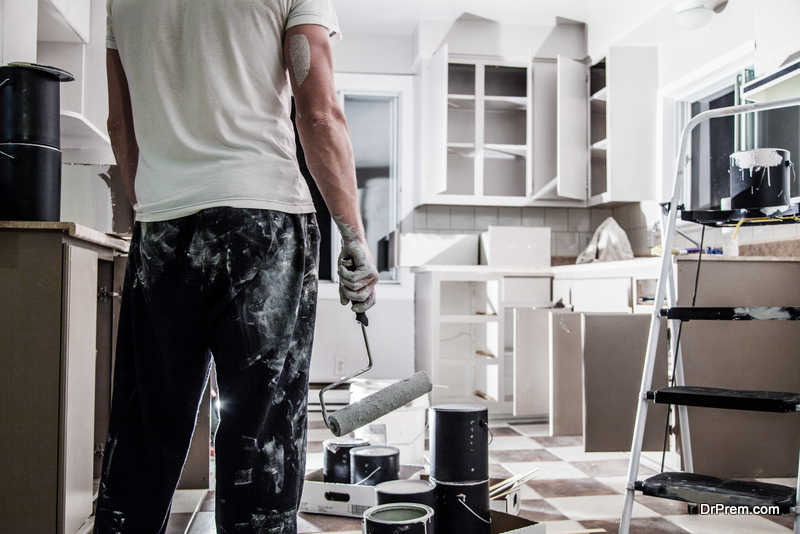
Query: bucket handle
0,79,10,88
0,149,15,161
457,494,491,524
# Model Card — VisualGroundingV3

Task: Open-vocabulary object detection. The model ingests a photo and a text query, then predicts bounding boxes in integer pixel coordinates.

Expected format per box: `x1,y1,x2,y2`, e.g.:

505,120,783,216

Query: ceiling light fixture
674,0,715,30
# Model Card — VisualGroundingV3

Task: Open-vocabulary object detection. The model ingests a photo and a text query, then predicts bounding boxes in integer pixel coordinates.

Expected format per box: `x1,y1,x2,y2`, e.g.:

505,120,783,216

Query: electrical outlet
333,356,347,376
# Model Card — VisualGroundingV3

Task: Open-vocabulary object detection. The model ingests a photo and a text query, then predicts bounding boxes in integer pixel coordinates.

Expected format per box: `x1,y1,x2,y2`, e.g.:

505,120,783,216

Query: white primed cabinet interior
415,268,552,415
589,46,659,205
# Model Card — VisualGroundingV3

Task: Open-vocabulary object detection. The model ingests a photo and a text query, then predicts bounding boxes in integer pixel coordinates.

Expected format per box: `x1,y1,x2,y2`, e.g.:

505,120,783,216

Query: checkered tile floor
170,415,797,534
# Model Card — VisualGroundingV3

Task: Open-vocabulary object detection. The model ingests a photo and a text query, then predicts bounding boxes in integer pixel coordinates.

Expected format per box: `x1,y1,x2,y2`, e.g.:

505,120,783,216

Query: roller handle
342,257,369,327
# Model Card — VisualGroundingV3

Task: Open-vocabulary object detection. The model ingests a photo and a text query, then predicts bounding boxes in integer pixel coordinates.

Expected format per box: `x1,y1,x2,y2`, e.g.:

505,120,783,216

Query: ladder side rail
619,95,800,534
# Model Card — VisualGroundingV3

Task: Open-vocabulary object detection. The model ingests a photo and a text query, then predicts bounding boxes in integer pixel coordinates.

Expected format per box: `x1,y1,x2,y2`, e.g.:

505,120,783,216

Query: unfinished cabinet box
415,267,552,414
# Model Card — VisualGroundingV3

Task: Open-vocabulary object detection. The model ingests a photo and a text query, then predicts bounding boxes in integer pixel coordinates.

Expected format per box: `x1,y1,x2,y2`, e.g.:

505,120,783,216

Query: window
686,69,800,211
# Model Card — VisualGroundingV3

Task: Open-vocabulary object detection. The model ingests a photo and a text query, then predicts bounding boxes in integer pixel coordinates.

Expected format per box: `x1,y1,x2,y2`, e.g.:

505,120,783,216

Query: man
96,1,378,532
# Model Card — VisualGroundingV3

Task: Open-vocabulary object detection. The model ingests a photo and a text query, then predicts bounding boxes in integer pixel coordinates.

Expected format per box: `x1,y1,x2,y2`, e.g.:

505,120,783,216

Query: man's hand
337,237,379,313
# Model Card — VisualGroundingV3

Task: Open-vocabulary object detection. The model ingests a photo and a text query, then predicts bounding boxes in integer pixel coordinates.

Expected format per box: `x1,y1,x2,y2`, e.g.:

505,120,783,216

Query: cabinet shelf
591,139,608,150
484,96,527,111
591,87,607,101
440,355,499,364
448,95,476,109
484,144,526,158
440,314,499,323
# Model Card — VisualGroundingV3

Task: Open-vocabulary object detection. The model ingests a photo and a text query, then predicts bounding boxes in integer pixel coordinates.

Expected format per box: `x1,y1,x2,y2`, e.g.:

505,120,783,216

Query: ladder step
647,386,800,413
635,472,796,514
661,306,800,321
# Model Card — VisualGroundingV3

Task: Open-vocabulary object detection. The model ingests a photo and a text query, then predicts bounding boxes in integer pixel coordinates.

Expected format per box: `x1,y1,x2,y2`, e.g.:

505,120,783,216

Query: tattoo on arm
289,34,311,87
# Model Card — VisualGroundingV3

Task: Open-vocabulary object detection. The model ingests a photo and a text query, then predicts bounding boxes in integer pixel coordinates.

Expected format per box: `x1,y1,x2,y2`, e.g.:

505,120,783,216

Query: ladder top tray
648,386,800,413
636,472,796,514
662,307,800,321
681,204,799,227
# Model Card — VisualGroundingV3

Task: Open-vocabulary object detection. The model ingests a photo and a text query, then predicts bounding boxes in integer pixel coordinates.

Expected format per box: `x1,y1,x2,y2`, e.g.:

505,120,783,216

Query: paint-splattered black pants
95,208,320,534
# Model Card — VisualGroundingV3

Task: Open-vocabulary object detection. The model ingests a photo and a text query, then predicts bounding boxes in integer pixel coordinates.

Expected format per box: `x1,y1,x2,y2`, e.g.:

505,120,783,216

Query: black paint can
430,404,489,483
0,143,61,221
350,445,400,486
730,148,792,209
322,437,370,484
432,478,490,534
0,63,73,148
363,503,434,534
375,479,437,508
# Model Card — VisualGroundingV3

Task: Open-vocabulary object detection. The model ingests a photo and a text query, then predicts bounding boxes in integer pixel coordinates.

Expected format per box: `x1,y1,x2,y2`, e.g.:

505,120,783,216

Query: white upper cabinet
38,0,91,44
421,49,534,207
589,46,658,206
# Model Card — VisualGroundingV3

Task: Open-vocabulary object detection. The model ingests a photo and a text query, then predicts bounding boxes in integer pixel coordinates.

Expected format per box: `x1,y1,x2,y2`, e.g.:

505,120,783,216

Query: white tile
593,476,628,494
736,226,754,243
450,206,475,230
554,232,581,256
426,205,451,229
171,489,207,514
522,207,546,227
305,452,324,473
666,512,792,533
413,206,427,231
773,224,798,240
546,494,659,520
751,225,774,242
498,207,522,226
542,520,588,532
568,209,591,232
475,207,499,230
518,483,543,500
307,428,336,442
502,461,589,480
547,446,629,463
509,423,550,437
489,436,544,450
545,208,569,231
591,209,613,230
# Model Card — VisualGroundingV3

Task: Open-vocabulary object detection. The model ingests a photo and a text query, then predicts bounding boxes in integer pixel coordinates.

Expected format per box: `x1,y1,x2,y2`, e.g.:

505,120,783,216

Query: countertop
0,221,130,252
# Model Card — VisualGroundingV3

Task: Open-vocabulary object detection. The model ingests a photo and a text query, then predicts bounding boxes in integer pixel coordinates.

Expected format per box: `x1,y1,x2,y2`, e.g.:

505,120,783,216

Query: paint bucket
375,479,437,508
323,437,370,483
349,445,400,486
350,378,429,465
729,148,792,210
362,503,434,534
429,404,489,483
431,478,490,534
0,143,61,221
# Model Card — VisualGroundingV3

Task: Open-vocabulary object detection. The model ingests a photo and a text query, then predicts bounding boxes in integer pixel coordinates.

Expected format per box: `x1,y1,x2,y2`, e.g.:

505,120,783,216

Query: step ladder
619,95,800,534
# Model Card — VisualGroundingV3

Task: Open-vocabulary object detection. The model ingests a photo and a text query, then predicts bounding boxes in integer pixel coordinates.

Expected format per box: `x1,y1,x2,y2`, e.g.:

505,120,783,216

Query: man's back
106,0,339,221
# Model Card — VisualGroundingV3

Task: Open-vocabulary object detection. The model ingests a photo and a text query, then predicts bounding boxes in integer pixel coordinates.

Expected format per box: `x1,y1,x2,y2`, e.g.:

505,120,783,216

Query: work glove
338,237,379,314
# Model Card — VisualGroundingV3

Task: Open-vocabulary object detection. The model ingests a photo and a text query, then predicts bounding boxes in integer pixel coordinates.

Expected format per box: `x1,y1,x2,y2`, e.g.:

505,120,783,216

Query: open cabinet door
556,55,588,200
425,44,448,197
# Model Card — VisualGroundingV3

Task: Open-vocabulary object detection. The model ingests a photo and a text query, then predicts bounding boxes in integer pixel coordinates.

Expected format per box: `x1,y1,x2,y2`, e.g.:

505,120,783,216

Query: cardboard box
299,465,425,518
490,510,546,533
480,226,551,267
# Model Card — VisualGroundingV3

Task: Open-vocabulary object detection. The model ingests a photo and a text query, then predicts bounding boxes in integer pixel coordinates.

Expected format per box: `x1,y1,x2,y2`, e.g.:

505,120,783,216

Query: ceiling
331,0,596,36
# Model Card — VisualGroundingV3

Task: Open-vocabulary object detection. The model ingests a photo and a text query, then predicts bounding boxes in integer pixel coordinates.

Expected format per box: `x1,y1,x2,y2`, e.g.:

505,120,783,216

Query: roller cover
327,371,432,437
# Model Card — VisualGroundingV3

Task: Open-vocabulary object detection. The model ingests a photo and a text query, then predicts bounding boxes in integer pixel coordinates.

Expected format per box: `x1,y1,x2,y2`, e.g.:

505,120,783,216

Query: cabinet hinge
98,286,121,302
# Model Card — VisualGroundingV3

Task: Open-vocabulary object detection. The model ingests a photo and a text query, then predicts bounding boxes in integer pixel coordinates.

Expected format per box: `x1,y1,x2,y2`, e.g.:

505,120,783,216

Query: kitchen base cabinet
414,266,552,415
0,223,210,533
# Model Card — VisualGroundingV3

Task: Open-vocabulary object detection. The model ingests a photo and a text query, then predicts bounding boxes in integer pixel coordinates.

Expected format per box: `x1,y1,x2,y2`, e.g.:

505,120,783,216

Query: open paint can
363,503,434,534
375,479,437,508
323,437,370,483
350,445,400,486
432,478,490,534
430,404,489,483
729,148,792,210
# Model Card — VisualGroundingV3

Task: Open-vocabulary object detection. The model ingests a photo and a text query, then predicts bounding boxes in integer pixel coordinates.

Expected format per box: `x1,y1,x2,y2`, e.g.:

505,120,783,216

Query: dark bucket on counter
430,404,489,483
0,143,61,221
0,63,73,148
729,148,793,209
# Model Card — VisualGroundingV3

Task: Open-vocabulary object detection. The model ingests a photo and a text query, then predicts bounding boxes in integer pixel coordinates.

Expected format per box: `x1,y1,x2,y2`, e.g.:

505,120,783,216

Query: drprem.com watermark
699,503,781,515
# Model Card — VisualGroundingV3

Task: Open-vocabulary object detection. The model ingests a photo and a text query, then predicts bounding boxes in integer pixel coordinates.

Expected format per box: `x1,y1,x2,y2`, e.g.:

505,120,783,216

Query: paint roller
319,307,432,437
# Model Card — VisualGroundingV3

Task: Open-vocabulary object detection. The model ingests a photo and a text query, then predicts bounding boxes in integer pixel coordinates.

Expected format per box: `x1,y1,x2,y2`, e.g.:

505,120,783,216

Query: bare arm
284,24,378,313
106,48,138,207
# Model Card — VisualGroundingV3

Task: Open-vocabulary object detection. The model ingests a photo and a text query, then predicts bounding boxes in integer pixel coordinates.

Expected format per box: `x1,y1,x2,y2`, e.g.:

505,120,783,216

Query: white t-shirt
106,0,341,222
